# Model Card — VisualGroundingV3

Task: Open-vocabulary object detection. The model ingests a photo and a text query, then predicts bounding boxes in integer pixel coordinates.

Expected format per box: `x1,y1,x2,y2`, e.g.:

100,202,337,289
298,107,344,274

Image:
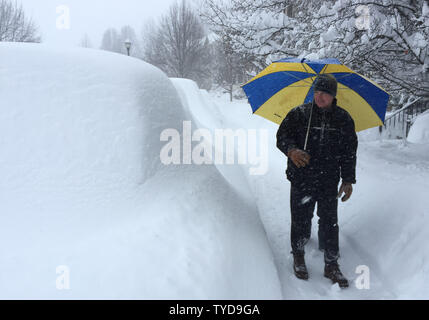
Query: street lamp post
422,48,429,97
124,39,132,56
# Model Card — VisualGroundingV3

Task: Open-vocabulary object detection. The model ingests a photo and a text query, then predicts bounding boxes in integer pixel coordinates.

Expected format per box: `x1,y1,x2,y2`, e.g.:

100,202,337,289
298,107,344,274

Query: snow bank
0,43,281,299
170,79,256,201
349,140,429,299
169,78,281,296
357,127,382,142
407,110,429,144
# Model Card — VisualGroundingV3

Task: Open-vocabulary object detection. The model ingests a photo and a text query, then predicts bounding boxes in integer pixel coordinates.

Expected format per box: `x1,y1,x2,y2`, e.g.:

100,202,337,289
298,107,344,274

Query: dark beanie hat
313,74,337,97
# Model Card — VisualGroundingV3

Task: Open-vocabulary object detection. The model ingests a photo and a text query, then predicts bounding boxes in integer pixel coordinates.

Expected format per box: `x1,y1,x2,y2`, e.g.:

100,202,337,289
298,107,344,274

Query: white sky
19,0,186,47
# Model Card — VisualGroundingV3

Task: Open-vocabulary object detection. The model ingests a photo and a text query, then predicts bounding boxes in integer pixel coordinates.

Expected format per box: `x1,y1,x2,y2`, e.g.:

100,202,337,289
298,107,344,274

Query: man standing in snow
276,74,358,289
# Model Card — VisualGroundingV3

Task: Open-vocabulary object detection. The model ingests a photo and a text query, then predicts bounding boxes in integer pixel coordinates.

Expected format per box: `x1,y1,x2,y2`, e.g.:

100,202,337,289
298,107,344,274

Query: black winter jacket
276,99,358,185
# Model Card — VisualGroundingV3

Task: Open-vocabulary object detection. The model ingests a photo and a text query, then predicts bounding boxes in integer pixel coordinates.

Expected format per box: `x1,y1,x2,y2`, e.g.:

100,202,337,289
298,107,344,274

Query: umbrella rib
301,62,312,75
333,73,354,80
282,85,313,88
319,63,328,75
278,71,315,85
300,64,317,85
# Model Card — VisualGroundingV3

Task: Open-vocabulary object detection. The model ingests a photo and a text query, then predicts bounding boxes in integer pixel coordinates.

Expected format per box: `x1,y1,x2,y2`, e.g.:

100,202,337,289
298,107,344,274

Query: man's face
314,91,334,108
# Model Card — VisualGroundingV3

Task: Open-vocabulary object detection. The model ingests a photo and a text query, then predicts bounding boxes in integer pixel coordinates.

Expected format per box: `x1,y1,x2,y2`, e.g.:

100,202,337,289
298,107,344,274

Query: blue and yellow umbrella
242,57,390,132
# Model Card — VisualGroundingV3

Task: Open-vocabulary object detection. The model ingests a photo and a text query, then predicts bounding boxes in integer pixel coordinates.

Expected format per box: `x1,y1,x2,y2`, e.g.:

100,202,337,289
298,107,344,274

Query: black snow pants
290,179,340,264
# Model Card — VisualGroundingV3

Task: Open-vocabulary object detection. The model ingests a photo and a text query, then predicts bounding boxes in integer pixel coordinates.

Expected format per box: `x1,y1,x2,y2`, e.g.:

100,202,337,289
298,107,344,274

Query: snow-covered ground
1,42,429,299
205,92,429,299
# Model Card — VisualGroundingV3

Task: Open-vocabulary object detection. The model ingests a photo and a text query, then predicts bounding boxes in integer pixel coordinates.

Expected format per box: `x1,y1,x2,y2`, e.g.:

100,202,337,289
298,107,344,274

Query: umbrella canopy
242,57,390,132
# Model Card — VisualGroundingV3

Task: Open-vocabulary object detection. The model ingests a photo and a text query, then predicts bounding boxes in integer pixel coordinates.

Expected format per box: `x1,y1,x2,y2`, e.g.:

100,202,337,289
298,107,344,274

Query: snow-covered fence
381,98,429,139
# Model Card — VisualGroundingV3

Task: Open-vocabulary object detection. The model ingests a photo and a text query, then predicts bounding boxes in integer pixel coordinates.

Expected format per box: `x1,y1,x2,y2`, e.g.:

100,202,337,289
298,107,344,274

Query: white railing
380,98,429,139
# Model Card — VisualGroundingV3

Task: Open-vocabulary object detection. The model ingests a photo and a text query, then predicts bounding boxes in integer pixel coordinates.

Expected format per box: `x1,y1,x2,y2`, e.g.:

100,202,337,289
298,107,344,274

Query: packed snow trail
181,85,429,299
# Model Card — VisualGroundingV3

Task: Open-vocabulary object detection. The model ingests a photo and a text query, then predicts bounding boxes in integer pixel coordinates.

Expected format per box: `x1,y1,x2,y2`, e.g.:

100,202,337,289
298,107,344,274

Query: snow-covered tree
142,0,212,89
79,33,93,48
313,0,429,104
100,26,141,58
200,0,316,69
212,32,254,101
100,28,122,53
201,0,429,105
0,0,40,42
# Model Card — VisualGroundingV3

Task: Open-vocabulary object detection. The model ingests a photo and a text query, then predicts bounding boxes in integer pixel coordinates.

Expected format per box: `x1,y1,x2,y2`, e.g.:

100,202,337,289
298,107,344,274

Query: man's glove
337,182,353,202
287,148,311,168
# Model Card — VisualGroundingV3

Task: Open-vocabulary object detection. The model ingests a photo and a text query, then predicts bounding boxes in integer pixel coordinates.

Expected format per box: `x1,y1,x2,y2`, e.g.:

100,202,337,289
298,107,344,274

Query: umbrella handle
304,100,314,151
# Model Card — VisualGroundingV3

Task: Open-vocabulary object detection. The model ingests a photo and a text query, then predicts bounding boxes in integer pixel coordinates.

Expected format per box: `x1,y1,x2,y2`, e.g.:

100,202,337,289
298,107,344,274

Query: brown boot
324,262,349,288
293,253,309,280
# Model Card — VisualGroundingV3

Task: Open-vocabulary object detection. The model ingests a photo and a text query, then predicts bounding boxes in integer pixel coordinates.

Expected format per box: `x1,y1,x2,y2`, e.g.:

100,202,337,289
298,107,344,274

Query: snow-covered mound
408,109,429,144
0,43,281,299
1,43,182,193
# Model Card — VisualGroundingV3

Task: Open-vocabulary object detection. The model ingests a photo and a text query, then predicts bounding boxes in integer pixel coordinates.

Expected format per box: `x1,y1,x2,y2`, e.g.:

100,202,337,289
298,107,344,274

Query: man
276,74,358,288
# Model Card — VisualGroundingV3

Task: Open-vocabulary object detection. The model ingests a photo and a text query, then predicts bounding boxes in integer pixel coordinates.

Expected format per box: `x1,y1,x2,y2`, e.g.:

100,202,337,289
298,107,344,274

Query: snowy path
198,92,429,299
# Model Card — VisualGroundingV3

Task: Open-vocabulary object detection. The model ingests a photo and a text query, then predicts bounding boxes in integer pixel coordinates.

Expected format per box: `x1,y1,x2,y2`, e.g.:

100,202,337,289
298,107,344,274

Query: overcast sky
19,0,186,47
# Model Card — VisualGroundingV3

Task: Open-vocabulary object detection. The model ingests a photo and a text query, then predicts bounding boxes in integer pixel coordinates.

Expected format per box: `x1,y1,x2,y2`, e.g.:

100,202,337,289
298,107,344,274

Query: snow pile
0,43,281,299
1,46,176,191
357,127,382,142
407,110,429,144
